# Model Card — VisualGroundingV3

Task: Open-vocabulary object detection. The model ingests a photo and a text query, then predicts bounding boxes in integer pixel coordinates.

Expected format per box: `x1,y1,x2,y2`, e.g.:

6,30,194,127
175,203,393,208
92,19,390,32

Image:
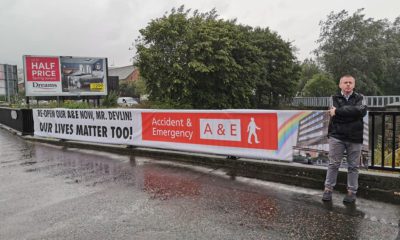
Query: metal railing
293,96,400,108
1,107,399,172
369,111,400,171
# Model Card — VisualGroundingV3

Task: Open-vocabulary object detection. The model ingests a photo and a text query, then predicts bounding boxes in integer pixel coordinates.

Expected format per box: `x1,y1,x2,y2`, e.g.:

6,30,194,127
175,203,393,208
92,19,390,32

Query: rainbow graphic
275,111,313,154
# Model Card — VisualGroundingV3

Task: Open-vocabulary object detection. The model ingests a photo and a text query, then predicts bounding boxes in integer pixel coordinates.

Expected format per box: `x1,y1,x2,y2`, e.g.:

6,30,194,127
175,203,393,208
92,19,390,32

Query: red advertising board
25,56,60,82
142,112,278,150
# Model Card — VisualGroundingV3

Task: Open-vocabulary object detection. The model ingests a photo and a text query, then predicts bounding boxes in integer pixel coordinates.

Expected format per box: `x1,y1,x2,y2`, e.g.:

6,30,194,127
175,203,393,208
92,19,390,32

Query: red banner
142,112,278,150
25,56,60,82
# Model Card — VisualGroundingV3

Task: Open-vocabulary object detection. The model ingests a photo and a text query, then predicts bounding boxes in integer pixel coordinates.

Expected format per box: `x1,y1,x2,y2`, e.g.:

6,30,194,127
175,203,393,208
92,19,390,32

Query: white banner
33,108,369,162
33,109,135,145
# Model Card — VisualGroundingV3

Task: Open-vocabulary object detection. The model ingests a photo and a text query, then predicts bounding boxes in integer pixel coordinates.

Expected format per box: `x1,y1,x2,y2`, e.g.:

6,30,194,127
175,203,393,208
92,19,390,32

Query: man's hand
329,106,336,117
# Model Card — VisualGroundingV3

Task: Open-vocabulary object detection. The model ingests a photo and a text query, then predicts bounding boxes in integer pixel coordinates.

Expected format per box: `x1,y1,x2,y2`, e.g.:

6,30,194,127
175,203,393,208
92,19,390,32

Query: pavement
1,128,400,240
1,122,400,204
20,132,400,205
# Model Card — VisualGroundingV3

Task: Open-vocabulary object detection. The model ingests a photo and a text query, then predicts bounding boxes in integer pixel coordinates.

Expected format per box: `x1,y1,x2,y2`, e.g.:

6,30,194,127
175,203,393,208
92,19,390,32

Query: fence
293,96,400,108
369,111,400,171
1,107,399,172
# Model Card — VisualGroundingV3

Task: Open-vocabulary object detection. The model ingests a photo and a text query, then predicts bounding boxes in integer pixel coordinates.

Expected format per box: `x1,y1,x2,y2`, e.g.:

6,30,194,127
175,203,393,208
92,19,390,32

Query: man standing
322,75,367,203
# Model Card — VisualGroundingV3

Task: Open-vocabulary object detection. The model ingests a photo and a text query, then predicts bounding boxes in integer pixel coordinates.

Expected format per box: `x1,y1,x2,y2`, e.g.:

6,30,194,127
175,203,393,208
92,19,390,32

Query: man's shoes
343,191,356,203
322,190,332,201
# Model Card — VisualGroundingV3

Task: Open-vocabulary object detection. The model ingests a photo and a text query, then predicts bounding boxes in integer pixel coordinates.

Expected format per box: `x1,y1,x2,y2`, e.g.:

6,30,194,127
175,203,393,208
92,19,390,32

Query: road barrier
0,107,33,135
1,107,399,172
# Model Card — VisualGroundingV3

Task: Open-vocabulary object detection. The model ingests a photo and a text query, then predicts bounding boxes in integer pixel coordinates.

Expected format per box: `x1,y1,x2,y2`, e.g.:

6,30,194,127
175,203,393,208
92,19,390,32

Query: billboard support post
26,97,30,109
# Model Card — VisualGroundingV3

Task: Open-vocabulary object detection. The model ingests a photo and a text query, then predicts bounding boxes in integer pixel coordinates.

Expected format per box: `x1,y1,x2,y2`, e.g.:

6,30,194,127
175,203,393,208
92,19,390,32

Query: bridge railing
292,96,400,108
292,97,331,108
0,107,398,172
369,111,400,172
364,96,400,107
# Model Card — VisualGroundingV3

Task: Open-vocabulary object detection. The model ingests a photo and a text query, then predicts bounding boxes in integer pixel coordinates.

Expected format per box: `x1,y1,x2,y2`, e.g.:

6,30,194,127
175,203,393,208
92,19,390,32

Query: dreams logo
33,82,58,89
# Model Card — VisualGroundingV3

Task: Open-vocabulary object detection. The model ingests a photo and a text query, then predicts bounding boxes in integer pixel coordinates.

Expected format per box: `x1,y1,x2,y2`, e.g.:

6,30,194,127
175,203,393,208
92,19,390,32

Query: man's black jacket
328,91,367,143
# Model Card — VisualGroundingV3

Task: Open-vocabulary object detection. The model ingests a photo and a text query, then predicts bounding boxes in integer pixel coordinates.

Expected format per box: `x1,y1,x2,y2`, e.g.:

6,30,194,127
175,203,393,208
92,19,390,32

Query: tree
186,15,260,109
134,6,300,109
303,73,337,97
119,81,138,97
381,17,400,95
134,77,147,97
250,28,301,107
315,9,400,95
296,58,324,96
119,78,147,99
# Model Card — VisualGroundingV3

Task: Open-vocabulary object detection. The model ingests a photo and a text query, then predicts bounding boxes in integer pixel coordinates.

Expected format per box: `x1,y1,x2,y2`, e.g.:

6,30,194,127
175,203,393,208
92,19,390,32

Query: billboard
0,64,18,98
24,55,108,97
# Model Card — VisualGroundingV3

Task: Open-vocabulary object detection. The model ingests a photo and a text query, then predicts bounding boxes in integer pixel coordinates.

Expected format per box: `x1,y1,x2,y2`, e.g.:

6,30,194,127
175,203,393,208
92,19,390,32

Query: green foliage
296,59,324,96
135,6,300,109
374,148,400,167
316,9,400,95
119,81,138,97
134,77,147,97
303,73,337,97
0,87,24,107
119,78,147,98
46,101,61,108
144,100,192,109
62,100,91,109
102,91,118,108
10,90,26,108
45,100,91,109
3,90,28,108
251,27,301,108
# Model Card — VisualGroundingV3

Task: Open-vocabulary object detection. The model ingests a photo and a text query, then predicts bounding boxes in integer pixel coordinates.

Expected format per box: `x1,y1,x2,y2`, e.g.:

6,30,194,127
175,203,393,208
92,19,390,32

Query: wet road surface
0,128,399,240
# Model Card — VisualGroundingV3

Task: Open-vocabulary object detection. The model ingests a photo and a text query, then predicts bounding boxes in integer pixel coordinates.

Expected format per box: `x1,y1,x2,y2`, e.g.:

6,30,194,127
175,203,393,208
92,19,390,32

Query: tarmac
2,130,399,240
0,120,399,204
13,130,399,205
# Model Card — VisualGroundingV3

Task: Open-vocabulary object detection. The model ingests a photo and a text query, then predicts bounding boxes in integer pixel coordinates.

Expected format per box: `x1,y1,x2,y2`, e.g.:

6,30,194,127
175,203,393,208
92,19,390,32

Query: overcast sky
1,0,399,68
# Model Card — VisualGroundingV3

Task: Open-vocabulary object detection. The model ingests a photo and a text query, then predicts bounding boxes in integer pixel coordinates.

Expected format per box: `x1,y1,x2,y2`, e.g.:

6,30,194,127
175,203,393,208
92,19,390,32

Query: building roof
108,65,135,80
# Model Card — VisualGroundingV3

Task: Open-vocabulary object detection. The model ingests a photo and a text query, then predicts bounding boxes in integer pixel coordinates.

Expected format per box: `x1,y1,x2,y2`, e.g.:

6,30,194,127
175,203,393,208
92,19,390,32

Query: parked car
117,97,138,107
